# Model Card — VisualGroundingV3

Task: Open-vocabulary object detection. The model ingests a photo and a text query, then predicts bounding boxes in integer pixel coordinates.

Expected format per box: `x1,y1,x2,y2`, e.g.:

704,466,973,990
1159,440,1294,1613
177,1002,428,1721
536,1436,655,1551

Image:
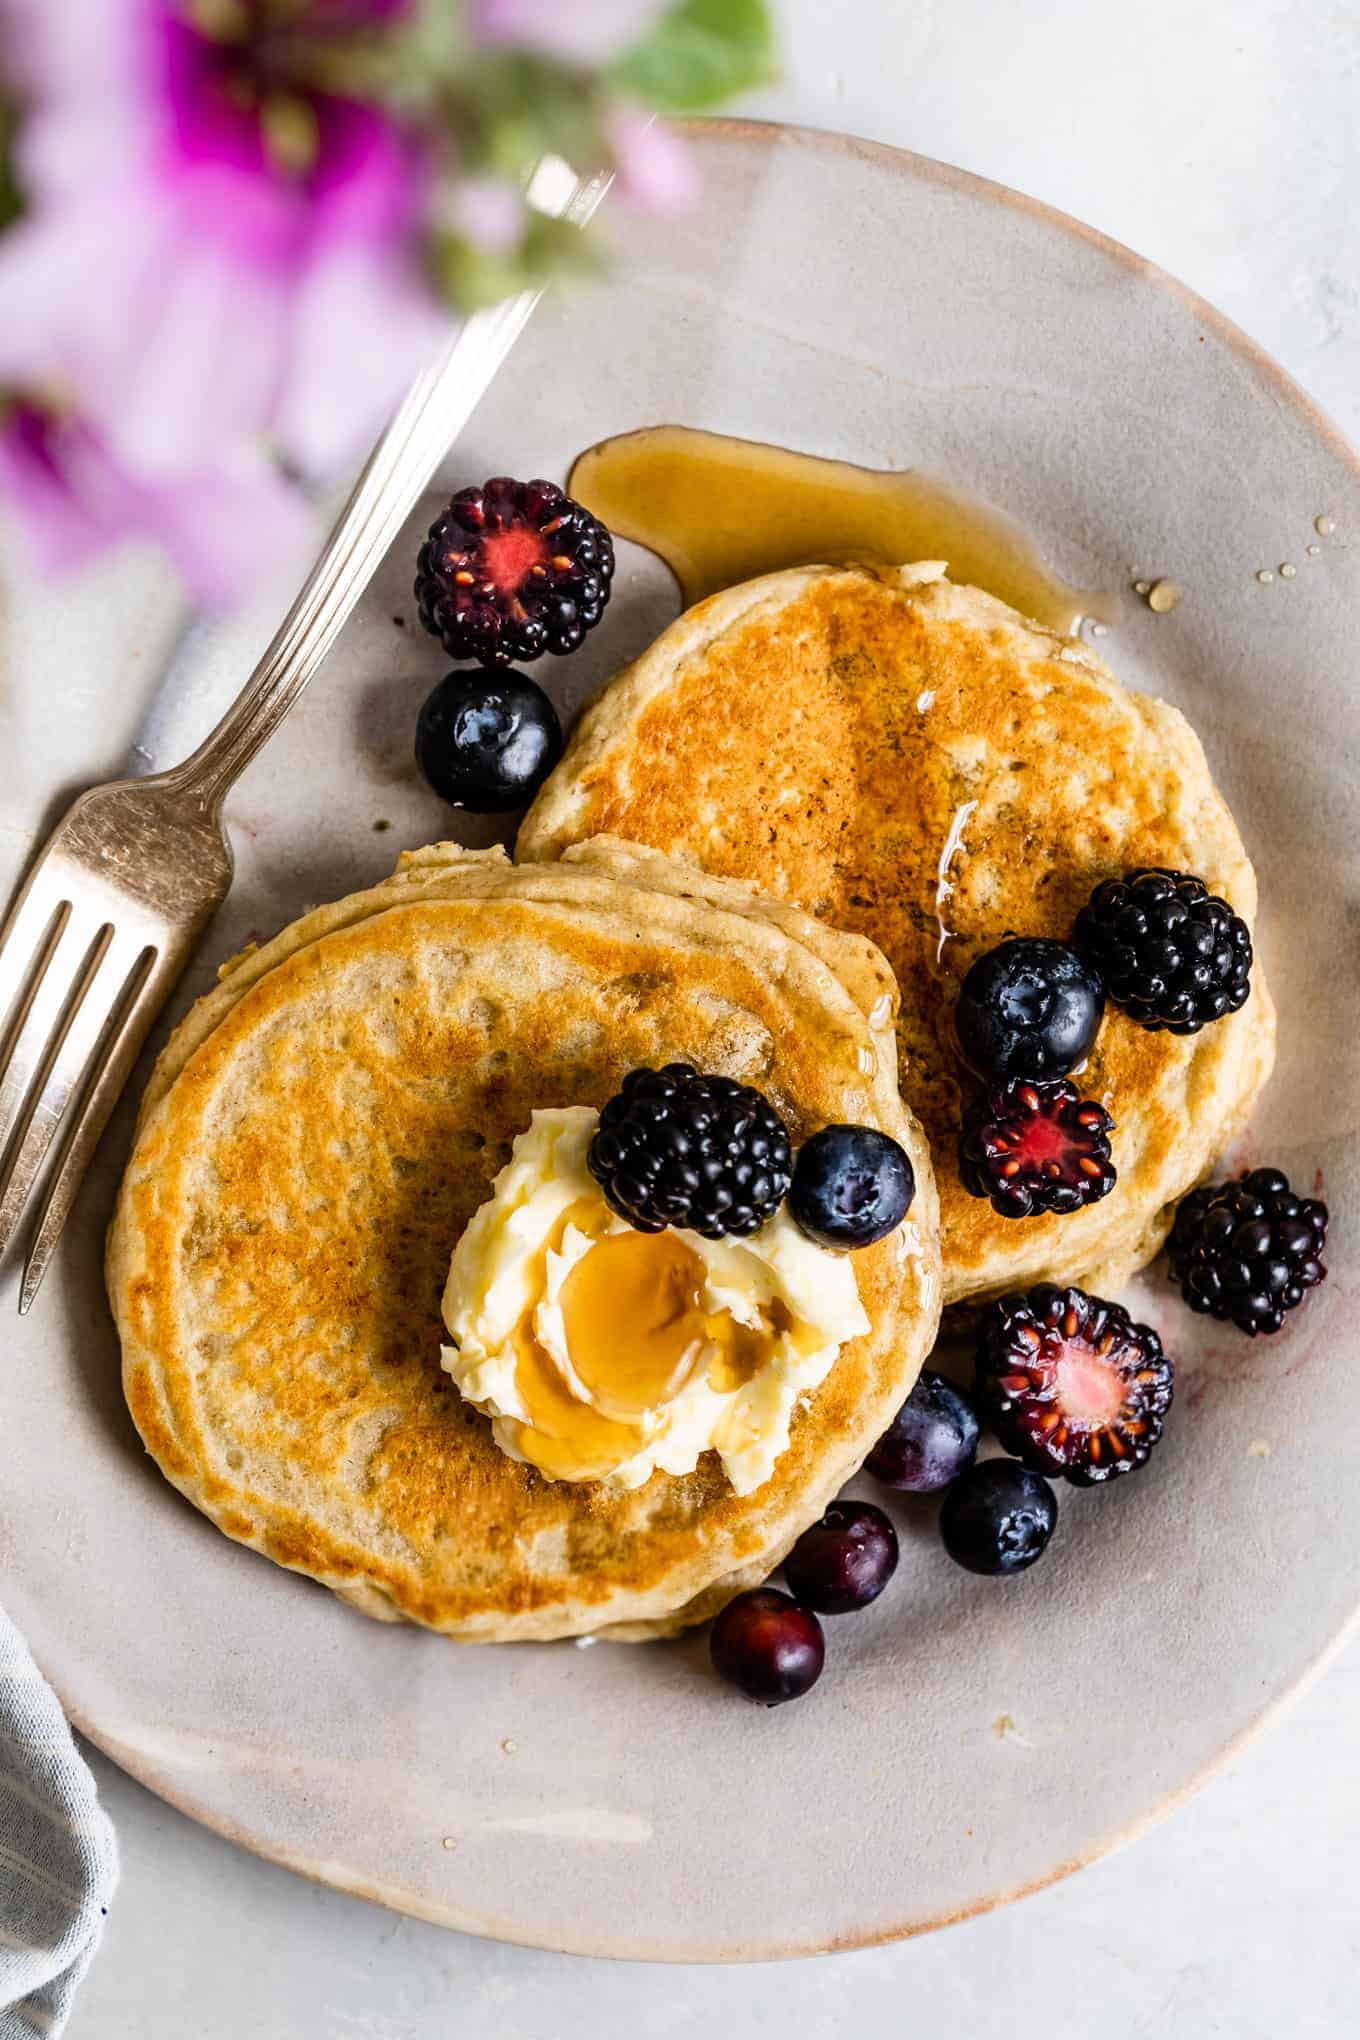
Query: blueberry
788,1124,915,1248
867,1370,979,1493
415,669,563,812
709,1588,825,1705
955,938,1105,1082
783,1501,898,1613
939,1460,1057,1575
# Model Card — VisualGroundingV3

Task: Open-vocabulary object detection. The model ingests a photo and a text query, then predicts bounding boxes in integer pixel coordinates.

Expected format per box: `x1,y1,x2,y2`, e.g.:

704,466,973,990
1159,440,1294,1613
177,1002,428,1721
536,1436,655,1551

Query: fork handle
171,165,611,812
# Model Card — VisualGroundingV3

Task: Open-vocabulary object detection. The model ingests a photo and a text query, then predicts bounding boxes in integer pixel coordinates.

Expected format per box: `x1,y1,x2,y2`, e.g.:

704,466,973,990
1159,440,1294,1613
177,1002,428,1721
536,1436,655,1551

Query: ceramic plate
3,122,1357,1960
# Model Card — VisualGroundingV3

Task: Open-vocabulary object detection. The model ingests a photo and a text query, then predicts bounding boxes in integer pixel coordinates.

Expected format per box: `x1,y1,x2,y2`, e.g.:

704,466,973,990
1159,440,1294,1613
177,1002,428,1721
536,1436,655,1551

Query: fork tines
0,855,162,1311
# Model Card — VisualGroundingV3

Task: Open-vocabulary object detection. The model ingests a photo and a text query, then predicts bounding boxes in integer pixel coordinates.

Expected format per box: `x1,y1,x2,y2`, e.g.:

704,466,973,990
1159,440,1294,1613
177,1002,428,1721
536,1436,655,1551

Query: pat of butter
440,1107,868,1494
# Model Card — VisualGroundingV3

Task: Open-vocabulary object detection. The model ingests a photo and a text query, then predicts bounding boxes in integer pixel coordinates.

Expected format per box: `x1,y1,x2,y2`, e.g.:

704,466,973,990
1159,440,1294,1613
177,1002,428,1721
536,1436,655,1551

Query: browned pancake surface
109,845,939,1640
521,566,1275,1302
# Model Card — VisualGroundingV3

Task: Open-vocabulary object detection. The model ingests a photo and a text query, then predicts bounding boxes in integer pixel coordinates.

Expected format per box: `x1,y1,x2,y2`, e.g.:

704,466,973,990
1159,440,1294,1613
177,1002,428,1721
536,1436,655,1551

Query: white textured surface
64,0,1360,2030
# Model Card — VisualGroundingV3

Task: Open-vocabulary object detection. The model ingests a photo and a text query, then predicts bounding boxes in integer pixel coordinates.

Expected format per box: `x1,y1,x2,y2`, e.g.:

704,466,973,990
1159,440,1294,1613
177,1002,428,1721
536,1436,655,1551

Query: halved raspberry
959,1078,1116,1219
974,1285,1173,1486
415,476,613,667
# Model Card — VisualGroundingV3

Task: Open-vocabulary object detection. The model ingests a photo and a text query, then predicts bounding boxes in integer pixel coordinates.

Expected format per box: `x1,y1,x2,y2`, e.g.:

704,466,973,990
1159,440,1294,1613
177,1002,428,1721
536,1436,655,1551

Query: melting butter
512,1229,782,1478
440,1107,871,1493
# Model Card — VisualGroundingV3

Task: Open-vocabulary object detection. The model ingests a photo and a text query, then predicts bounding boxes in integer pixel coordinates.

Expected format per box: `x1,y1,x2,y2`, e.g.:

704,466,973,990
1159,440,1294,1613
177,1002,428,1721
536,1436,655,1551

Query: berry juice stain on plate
568,424,1110,634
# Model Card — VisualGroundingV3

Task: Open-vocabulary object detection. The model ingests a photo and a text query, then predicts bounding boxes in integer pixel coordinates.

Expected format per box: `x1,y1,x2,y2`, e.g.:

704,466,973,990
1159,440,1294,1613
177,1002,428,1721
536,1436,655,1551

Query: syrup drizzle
569,424,1110,634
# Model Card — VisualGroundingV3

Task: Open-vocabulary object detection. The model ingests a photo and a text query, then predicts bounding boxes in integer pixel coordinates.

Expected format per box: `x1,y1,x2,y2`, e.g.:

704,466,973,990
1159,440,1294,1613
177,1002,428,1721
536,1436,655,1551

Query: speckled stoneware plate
3,122,1357,1960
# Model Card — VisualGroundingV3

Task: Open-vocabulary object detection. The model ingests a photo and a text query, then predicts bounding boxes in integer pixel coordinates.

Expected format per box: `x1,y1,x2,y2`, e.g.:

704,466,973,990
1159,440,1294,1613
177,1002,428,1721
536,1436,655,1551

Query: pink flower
0,0,447,480
471,0,669,67
0,397,311,605
606,107,700,215
450,173,525,253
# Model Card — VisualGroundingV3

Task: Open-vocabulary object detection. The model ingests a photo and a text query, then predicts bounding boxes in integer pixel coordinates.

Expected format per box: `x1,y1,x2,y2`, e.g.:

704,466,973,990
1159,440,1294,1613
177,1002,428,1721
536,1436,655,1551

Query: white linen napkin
0,1605,117,2037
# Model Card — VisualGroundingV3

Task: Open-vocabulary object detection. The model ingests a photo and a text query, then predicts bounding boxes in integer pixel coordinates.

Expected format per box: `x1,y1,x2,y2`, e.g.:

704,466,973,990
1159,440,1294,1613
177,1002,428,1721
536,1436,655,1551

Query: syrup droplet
1307,543,1322,557
1279,562,1297,579
1146,578,1181,614
501,1737,518,1755
1133,580,1151,596
1315,515,1336,536
1256,568,1275,585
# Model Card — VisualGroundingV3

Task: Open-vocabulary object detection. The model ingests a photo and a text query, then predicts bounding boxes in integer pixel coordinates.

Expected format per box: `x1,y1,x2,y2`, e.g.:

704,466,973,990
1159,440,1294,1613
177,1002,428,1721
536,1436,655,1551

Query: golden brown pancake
108,839,940,1641
520,564,1276,1305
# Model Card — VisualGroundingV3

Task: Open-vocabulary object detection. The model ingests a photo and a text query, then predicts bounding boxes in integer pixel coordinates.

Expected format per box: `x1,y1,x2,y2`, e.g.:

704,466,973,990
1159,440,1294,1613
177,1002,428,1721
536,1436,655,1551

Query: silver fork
0,157,611,1313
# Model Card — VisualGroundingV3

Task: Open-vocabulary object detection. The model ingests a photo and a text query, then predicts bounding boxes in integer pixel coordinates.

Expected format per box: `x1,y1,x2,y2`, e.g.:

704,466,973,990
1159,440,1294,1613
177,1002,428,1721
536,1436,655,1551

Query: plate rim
687,116,1360,485
30,114,1360,1961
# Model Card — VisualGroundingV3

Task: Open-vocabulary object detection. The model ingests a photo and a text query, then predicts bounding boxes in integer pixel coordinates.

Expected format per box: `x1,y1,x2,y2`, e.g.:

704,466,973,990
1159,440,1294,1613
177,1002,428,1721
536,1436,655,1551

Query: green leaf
611,0,776,114
430,212,601,315
430,234,530,314
441,53,603,181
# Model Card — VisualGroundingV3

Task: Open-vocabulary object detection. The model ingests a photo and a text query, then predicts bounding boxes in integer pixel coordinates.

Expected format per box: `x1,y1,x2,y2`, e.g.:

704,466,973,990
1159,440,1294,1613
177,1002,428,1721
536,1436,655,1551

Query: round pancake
108,839,941,1642
520,564,1276,1306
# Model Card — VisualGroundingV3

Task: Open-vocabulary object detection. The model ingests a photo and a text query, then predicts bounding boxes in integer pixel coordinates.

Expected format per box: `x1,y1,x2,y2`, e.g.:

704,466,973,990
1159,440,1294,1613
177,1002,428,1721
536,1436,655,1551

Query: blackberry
589,1063,793,1240
414,476,613,667
1167,1166,1328,1335
975,1285,1173,1486
1074,867,1252,1034
960,1078,1116,1219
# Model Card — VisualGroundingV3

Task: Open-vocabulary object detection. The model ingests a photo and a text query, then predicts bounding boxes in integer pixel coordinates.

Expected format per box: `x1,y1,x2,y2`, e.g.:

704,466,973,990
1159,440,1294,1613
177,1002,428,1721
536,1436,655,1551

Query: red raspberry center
1051,1344,1126,1426
1006,1106,1081,1175
466,523,549,596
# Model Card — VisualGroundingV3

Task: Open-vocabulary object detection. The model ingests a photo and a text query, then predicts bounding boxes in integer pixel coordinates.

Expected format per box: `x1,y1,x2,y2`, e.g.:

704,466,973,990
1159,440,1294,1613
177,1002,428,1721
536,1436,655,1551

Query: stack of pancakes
109,839,939,1640
109,561,1273,1641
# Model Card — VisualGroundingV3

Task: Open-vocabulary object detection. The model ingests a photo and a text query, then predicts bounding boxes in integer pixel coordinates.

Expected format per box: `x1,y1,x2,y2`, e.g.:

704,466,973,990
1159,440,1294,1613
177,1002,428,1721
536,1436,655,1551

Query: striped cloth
0,1606,117,2038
